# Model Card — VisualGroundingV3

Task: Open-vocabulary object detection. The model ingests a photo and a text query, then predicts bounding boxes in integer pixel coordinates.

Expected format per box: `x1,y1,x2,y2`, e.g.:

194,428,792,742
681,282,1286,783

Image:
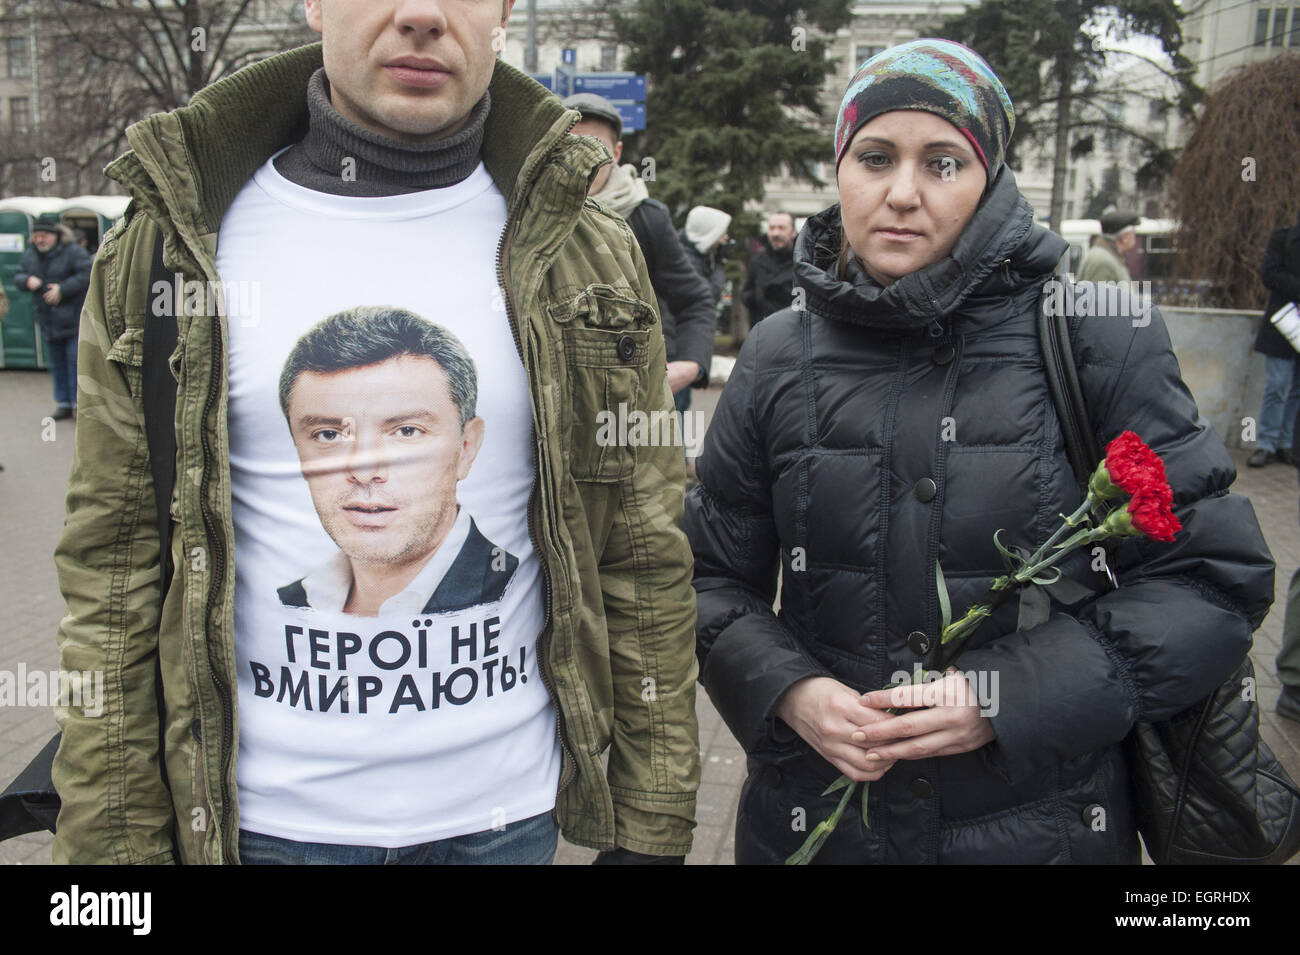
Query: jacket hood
793,163,1067,332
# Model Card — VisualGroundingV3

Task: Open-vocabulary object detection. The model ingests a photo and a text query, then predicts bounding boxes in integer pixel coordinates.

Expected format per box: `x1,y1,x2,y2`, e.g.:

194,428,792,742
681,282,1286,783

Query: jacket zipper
494,162,579,800
199,306,236,864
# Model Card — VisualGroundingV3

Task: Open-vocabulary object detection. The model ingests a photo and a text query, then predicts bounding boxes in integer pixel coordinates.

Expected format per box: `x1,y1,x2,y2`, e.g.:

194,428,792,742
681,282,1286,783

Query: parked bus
0,195,129,369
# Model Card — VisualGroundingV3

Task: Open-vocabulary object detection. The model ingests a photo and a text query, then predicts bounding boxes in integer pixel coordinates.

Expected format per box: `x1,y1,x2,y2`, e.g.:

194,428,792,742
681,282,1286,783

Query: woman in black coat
684,39,1275,864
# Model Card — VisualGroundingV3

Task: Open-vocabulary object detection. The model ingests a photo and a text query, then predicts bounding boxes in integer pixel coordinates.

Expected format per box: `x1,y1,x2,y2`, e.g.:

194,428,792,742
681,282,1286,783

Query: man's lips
384,57,452,89
341,503,398,528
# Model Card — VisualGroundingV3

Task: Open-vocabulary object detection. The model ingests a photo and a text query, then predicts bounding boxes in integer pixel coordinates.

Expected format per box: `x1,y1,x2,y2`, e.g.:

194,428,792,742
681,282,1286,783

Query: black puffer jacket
1252,223,1300,360
685,165,1275,864
626,198,716,388
14,240,93,342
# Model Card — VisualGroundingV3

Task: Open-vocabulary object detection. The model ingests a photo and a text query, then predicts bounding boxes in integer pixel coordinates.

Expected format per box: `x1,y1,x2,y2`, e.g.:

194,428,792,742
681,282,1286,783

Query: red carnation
1127,488,1182,542
1104,431,1169,498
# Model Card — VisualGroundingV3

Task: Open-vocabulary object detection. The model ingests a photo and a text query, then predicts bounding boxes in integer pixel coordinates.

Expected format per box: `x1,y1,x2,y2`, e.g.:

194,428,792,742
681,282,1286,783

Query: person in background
679,205,733,336
742,211,796,326
1248,215,1300,468
564,92,716,418
1265,212,1300,722
14,214,93,420
1076,210,1138,284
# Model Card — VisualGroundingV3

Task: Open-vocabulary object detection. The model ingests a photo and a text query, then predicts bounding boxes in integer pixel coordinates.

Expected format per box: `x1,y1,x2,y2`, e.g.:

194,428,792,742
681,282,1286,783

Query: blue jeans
1258,355,1300,452
44,335,78,409
238,810,558,865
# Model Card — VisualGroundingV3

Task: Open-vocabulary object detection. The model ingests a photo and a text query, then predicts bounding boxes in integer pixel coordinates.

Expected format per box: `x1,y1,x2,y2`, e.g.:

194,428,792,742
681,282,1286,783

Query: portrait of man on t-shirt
274,305,518,618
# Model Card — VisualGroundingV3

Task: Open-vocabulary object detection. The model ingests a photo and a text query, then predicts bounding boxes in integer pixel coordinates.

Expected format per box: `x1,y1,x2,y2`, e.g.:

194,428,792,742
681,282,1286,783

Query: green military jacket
51,44,700,864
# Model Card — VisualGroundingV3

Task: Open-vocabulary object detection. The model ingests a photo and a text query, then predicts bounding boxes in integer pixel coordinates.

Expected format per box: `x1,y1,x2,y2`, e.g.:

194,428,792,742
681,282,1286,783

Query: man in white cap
680,206,733,335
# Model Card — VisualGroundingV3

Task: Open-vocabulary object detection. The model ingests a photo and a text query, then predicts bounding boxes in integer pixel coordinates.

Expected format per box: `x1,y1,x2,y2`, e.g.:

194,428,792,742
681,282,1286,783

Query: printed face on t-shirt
285,354,485,571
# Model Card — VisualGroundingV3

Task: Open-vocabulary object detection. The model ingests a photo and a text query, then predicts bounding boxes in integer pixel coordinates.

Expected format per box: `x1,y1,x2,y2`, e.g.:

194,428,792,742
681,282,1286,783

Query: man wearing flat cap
563,92,715,420
14,213,93,420
1076,210,1139,285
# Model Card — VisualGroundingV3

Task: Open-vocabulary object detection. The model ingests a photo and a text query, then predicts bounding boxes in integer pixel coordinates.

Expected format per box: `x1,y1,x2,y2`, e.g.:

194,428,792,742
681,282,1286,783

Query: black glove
592,847,685,865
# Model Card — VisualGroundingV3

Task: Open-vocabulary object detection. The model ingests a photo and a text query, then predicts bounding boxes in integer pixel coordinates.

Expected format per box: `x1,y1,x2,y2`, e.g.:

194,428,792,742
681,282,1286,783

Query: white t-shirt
216,155,561,847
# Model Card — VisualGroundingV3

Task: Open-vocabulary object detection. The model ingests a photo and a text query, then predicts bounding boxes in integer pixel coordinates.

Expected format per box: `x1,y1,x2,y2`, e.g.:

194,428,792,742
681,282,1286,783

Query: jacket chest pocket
564,326,652,482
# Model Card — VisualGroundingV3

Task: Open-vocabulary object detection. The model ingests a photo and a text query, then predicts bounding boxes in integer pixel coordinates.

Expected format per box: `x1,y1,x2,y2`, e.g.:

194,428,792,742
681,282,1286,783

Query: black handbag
1039,294,1300,864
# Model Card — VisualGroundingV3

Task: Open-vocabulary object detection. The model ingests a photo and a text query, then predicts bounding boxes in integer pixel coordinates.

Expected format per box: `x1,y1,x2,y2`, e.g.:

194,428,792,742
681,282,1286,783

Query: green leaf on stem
936,560,952,632
785,821,832,866
861,781,872,830
992,528,1023,565
822,775,852,797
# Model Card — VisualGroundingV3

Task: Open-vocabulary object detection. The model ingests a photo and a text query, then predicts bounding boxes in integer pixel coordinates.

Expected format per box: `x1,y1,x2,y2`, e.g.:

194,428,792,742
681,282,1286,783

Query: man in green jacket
1076,210,1139,285
51,0,698,864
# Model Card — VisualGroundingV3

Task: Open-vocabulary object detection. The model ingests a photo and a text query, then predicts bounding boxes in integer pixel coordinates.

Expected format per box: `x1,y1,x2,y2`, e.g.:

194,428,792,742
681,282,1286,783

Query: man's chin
369,93,470,142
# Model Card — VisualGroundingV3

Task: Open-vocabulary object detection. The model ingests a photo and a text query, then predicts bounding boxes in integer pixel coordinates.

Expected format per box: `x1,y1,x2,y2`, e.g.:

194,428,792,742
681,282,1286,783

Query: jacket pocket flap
105,326,144,367
549,284,657,329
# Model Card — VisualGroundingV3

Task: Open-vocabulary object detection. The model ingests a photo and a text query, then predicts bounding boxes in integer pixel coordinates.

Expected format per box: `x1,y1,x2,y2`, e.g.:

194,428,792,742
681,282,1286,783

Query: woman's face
837,111,988,286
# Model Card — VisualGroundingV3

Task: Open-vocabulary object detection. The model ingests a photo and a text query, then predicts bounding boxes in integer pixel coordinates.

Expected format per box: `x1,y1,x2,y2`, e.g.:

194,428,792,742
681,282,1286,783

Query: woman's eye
858,152,890,168
929,155,965,176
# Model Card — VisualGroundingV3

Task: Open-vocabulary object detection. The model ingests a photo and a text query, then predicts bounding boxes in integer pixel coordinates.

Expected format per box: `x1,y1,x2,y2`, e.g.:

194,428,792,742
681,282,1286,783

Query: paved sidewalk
2,368,1297,865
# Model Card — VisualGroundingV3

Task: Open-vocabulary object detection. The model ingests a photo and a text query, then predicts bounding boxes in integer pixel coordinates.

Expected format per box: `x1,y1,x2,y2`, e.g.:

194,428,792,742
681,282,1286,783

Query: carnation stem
1026,498,1096,561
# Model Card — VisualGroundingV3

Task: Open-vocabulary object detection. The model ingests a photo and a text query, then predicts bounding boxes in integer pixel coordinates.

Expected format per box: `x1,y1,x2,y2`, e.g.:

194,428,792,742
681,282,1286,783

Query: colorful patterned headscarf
834,39,1015,177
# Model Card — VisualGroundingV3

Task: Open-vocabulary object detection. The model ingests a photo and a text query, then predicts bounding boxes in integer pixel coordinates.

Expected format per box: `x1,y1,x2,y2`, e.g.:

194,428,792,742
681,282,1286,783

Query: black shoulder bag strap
0,226,181,850
1037,288,1100,482
995,286,1108,637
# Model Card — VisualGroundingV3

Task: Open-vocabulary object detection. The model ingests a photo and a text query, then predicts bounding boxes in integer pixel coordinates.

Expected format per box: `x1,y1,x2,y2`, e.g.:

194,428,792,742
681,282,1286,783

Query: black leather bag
1127,655,1300,863
1039,296,1300,864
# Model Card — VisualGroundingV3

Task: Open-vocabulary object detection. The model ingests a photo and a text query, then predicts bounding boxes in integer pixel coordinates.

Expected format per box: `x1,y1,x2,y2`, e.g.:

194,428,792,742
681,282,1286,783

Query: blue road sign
562,48,577,65
553,64,574,98
610,101,646,133
573,73,646,103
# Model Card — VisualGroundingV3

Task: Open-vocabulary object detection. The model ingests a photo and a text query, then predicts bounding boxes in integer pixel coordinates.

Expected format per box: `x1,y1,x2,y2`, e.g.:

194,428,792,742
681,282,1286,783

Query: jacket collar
793,164,1067,332
106,43,604,246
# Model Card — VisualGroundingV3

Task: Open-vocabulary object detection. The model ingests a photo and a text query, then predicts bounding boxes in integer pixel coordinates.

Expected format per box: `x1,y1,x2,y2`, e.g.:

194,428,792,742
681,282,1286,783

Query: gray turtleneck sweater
273,68,488,196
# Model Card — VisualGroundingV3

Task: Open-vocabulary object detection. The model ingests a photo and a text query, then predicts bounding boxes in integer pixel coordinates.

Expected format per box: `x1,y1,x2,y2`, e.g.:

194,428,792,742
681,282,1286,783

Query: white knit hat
684,206,732,254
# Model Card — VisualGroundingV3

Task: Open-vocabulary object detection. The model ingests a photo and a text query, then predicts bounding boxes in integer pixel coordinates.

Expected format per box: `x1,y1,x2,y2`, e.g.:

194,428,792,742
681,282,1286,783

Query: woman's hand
775,676,902,782
857,670,996,761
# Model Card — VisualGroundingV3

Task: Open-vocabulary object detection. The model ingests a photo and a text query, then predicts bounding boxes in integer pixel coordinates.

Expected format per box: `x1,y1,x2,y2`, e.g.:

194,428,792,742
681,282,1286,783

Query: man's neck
273,68,489,197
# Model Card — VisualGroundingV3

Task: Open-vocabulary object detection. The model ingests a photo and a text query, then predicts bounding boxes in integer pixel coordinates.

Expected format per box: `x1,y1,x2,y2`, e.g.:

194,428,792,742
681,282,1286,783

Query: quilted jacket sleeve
684,321,834,755
50,216,177,864
56,243,95,300
13,246,39,292
959,299,1276,786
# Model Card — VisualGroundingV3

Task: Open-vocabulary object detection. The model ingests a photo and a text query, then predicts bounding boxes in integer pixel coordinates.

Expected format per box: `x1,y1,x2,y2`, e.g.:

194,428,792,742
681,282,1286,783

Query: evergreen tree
937,0,1197,228
613,0,852,224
